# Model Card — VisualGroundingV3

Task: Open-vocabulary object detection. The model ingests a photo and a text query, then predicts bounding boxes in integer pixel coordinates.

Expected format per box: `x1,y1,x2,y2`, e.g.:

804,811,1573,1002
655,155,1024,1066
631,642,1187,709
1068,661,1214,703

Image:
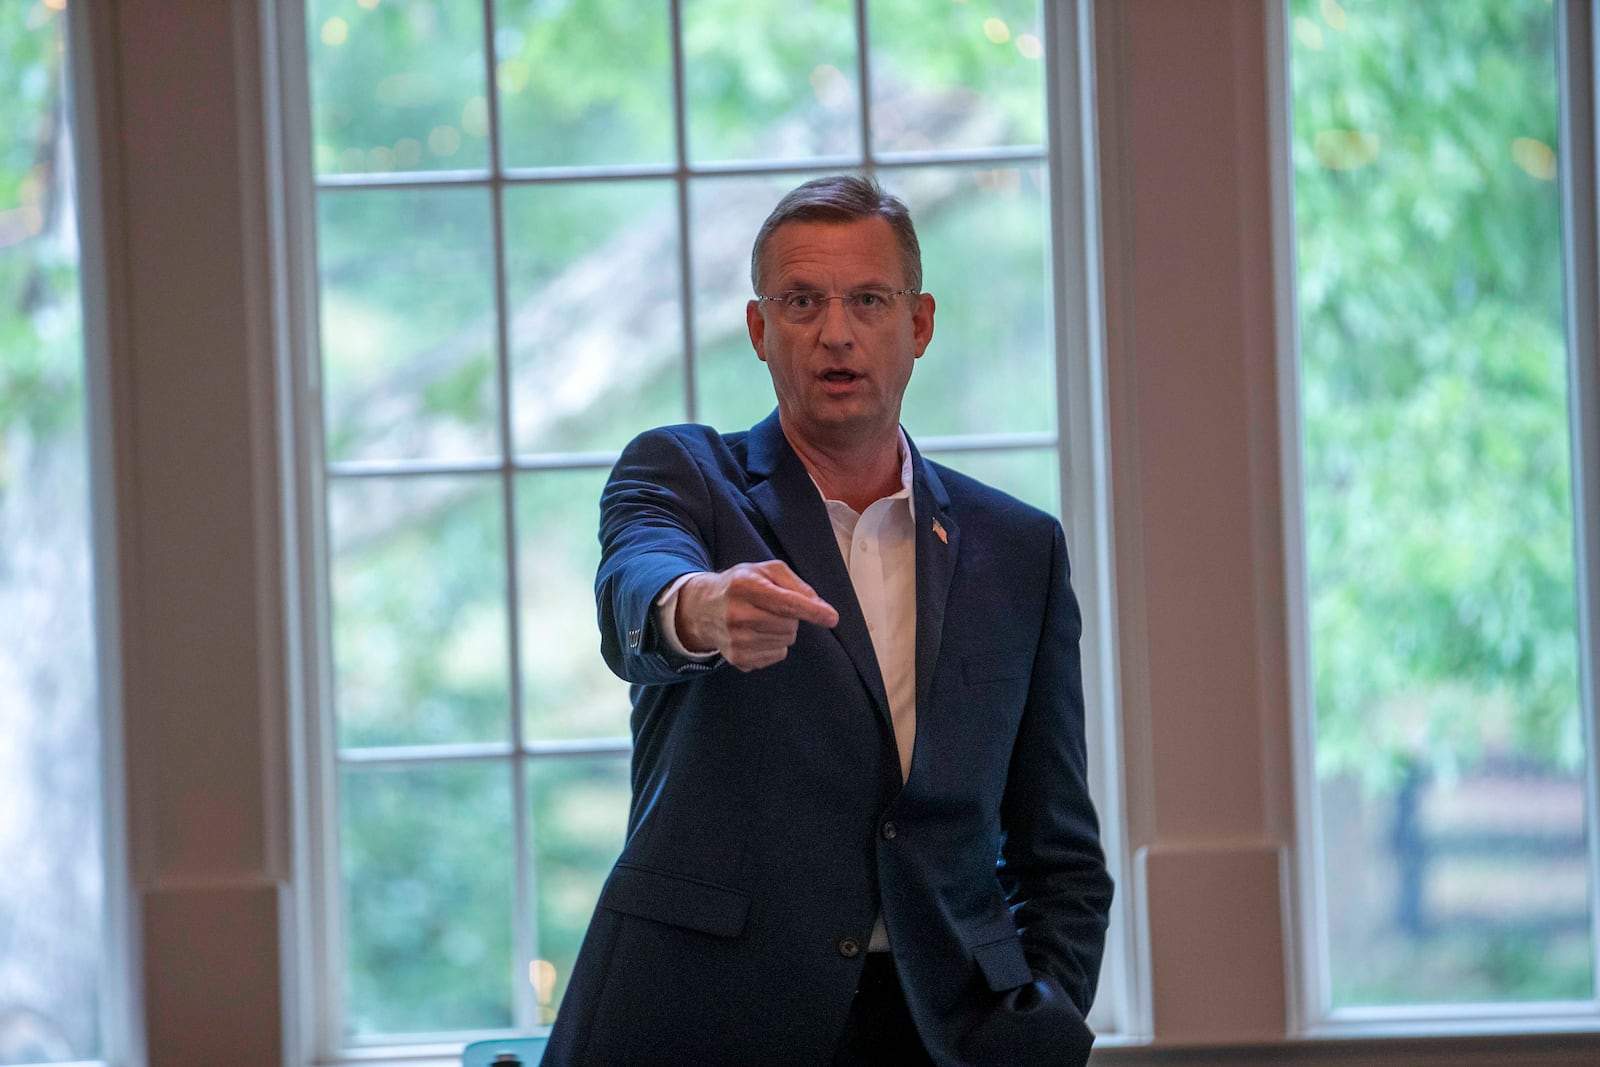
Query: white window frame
1272,0,1600,1037
271,0,1124,1058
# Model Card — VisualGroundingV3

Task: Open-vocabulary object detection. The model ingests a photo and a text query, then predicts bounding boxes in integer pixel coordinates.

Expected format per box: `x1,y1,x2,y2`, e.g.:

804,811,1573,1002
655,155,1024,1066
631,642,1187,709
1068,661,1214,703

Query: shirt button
838,937,861,958
881,821,898,840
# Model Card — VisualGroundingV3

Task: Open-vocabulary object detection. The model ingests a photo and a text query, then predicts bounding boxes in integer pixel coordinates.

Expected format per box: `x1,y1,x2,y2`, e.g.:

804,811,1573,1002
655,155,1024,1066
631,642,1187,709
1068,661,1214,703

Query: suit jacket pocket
599,861,751,939
962,651,1032,686
971,933,1035,992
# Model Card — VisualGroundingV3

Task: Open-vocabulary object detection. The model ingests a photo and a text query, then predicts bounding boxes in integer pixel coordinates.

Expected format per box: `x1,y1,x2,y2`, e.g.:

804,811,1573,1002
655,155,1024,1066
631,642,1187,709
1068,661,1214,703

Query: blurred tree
1290,0,1579,786
0,2,103,1061
0,0,81,440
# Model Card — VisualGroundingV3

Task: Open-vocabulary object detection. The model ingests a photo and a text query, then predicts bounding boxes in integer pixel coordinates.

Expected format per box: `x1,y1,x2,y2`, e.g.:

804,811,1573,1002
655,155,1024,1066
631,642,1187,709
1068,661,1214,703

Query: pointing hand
675,560,839,672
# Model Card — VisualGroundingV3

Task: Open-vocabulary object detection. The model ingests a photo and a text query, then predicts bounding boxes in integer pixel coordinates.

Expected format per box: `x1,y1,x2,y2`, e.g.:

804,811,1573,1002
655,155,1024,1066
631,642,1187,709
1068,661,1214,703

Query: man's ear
747,299,767,361
912,292,936,358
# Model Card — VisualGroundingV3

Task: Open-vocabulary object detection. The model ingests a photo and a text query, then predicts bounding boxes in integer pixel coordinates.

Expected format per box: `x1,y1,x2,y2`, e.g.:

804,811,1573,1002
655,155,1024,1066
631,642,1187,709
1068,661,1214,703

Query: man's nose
817,296,856,346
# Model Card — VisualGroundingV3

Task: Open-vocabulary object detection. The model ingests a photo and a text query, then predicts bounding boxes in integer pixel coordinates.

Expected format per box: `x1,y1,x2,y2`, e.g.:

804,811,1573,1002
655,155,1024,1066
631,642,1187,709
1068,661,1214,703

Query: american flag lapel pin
932,517,948,544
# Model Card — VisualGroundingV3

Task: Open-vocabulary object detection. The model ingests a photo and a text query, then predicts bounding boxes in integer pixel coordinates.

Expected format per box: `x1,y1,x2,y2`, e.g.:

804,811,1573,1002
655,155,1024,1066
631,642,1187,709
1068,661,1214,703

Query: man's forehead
761,217,902,279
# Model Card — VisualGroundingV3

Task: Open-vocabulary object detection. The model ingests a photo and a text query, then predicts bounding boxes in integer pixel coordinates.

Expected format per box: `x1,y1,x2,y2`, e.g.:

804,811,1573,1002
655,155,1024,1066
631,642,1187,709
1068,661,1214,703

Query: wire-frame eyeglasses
755,288,920,326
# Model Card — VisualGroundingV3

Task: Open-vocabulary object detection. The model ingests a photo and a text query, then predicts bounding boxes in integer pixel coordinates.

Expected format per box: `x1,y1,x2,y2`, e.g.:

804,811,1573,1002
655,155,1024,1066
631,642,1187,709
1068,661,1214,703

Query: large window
291,0,1108,1053
1286,0,1597,1026
0,2,106,1063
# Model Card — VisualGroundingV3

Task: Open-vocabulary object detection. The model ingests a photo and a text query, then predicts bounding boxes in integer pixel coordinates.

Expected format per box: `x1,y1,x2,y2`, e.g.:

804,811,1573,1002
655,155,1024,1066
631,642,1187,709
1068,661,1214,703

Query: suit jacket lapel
745,412,892,723
909,438,958,717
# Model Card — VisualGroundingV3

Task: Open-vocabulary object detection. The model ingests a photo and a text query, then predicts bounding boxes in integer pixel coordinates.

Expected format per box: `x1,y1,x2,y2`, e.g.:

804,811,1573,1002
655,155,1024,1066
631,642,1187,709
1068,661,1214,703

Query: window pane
307,0,490,176
516,469,631,741
683,0,860,164
330,475,511,749
318,187,498,464
897,164,1053,437
0,3,103,1061
924,448,1058,516
1289,0,1591,1007
341,762,513,1037
526,756,631,1025
494,0,674,168
869,0,1046,154
504,180,684,455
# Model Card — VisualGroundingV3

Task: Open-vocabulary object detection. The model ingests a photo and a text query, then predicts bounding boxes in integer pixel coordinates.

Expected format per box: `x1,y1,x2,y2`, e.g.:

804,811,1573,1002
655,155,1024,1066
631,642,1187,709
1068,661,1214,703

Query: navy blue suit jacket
545,412,1112,1066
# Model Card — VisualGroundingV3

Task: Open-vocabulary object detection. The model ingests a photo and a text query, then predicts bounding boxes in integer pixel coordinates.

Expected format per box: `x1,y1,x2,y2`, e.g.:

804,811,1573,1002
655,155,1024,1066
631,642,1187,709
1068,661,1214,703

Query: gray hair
749,174,923,294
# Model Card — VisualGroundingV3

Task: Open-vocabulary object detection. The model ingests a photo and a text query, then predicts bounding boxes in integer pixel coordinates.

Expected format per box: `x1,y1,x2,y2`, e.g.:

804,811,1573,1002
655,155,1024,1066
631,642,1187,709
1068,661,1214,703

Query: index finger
776,588,840,628
757,559,822,597
750,573,839,628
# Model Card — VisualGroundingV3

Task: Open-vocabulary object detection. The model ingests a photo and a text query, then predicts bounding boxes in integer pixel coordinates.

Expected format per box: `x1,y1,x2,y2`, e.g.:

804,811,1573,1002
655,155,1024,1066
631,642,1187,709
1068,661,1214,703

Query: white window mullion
66,0,135,1059
269,0,349,1049
316,167,493,189
1266,0,1329,1032
475,0,540,1032
1558,0,1600,1014
674,176,699,424
1042,0,1127,1037
915,430,1057,454
854,0,873,169
310,159,352,1067
669,0,699,424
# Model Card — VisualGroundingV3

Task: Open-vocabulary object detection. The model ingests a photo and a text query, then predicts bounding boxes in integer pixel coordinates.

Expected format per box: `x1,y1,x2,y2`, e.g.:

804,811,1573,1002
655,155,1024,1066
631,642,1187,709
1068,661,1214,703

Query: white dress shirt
815,435,917,784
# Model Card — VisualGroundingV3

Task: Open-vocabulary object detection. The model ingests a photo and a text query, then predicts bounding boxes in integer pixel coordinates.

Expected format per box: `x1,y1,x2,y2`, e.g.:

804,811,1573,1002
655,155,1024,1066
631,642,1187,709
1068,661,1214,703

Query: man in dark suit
545,175,1112,1066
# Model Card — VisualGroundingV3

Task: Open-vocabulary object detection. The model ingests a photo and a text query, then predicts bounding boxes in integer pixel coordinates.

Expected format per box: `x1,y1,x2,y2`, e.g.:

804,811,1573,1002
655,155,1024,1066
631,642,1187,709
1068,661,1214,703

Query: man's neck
781,419,905,514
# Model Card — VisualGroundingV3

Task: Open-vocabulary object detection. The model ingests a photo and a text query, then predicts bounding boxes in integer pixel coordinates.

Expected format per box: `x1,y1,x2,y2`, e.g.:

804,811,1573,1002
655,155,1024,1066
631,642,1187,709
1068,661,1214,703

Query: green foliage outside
1290,0,1589,1007
1,4,103,1061
0,4,80,448
332,476,511,750
1291,0,1579,785
342,762,517,1035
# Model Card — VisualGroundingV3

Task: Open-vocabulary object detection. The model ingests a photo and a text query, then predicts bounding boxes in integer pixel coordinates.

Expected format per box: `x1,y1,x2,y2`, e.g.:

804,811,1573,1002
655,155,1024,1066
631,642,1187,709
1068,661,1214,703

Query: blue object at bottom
461,1035,549,1067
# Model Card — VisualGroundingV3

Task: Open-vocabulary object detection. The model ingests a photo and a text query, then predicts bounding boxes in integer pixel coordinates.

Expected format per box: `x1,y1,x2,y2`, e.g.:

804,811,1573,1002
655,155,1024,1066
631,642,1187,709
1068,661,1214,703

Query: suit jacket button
838,937,861,958
881,821,897,840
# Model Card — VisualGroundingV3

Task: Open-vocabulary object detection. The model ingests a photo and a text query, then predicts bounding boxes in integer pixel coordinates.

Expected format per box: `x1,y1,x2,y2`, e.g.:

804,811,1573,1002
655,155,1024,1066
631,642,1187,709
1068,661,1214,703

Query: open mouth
820,369,861,383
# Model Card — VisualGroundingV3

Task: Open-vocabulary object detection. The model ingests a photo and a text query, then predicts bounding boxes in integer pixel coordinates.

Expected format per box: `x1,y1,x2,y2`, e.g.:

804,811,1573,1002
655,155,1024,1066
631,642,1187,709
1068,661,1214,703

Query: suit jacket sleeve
595,427,731,685
997,520,1114,1017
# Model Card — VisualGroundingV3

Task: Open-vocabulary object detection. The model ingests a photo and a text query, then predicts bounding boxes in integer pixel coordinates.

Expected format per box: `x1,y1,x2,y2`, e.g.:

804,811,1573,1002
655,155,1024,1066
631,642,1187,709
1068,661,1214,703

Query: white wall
86,1,289,1063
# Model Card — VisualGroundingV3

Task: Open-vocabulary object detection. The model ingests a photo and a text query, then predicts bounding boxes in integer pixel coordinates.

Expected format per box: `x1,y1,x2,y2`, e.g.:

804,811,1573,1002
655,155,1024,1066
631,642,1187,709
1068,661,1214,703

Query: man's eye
788,292,821,309
853,291,885,308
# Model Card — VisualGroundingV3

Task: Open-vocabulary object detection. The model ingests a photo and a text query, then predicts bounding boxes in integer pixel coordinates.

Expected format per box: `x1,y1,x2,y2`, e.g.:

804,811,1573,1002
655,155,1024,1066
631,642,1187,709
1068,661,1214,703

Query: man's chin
786,409,901,450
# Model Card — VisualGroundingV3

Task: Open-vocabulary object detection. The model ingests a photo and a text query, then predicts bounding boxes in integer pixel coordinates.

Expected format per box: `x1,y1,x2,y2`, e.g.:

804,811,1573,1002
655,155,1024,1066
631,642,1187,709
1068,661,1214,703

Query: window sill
1092,1022,1600,1064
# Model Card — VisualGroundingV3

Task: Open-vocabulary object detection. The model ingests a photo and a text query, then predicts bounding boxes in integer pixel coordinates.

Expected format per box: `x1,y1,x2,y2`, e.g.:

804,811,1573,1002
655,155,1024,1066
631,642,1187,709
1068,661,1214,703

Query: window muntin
0,1,105,1062
1286,0,1594,1017
300,0,1094,1048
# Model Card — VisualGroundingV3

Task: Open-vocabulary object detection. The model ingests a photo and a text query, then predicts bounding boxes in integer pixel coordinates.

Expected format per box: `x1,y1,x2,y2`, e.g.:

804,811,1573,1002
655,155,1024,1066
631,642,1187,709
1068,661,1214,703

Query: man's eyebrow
775,276,821,292
774,274,894,292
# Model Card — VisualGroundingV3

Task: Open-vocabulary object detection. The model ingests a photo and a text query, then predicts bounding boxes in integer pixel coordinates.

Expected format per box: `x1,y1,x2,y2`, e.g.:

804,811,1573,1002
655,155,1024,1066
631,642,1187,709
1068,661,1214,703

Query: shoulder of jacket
628,423,744,453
